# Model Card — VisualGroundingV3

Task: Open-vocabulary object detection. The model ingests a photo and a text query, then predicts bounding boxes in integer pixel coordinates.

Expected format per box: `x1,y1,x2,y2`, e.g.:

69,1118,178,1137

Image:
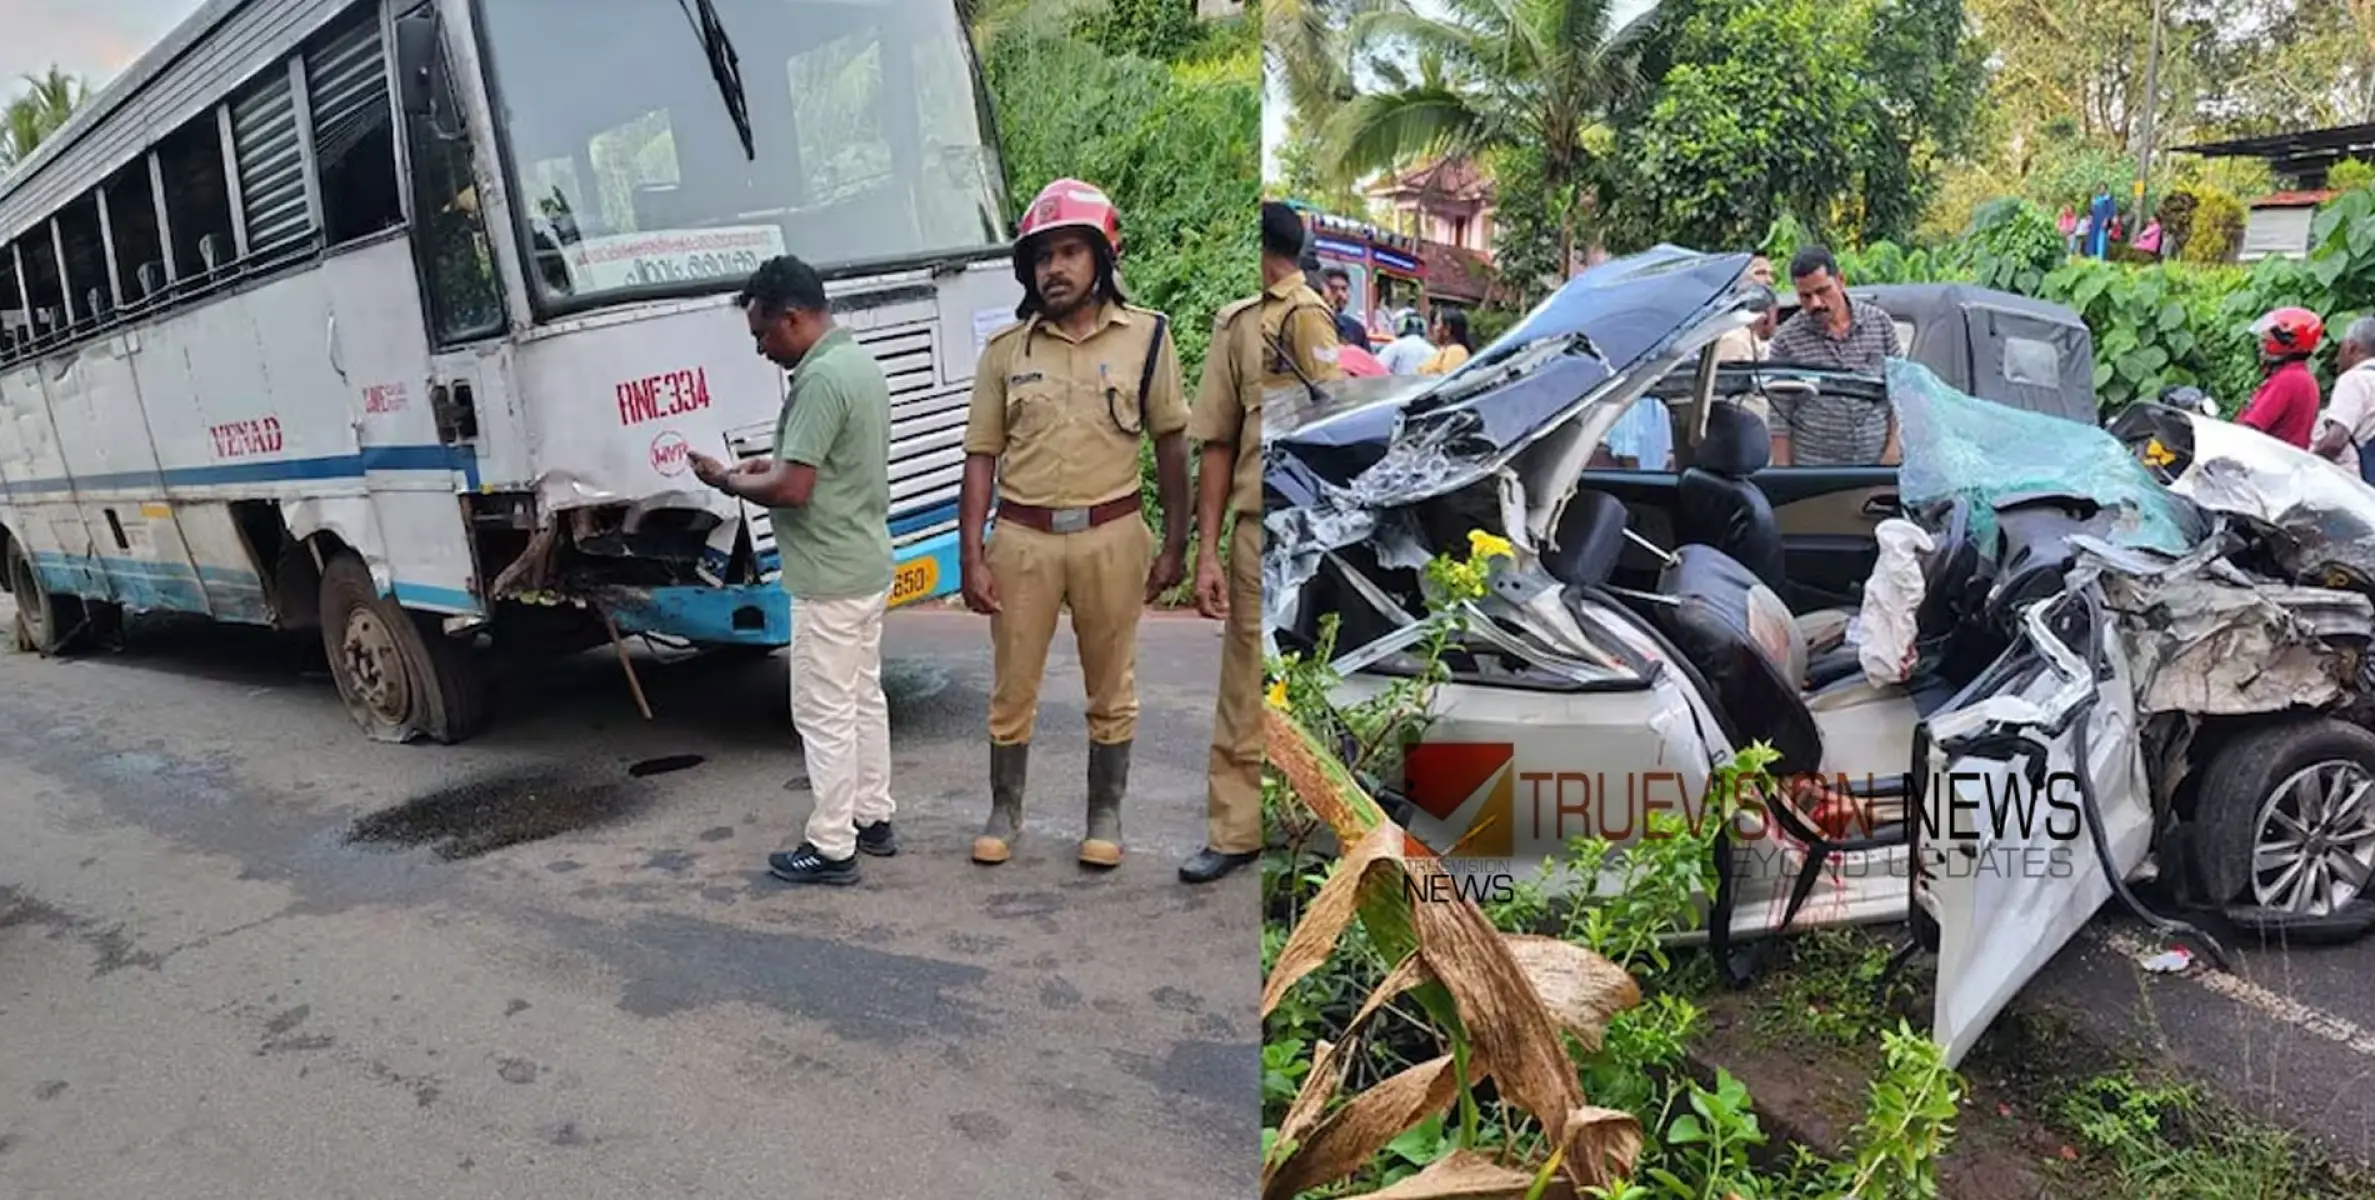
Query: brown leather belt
997,493,1141,534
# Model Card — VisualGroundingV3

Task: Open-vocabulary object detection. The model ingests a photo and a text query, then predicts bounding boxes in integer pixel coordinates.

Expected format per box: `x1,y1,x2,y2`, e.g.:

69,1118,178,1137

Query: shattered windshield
1889,359,2202,557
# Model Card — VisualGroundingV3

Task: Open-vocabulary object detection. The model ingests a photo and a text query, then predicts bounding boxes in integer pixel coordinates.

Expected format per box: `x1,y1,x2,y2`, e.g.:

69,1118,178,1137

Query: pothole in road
345,772,652,861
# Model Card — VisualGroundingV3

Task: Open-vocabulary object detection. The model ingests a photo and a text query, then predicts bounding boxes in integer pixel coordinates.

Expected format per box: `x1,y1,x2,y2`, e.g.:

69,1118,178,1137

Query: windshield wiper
679,0,755,160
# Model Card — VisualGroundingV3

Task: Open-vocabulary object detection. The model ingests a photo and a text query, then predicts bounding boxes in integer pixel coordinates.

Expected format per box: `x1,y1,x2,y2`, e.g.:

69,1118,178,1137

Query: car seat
1642,543,1824,776
1542,490,1630,587
1678,402,1786,592
1642,540,1926,986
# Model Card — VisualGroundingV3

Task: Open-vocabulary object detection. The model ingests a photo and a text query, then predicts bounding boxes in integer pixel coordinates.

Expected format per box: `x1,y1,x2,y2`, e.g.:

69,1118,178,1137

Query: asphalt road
0,606,1258,1200
2024,913,2375,1169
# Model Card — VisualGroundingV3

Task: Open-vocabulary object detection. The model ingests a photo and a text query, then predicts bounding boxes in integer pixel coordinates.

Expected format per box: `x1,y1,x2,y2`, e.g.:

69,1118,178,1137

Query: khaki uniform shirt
1190,277,1339,515
964,300,1191,510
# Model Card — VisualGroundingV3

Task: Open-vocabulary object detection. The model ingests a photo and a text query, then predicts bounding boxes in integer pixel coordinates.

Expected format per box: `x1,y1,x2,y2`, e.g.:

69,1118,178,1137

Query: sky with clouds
3,0,206,95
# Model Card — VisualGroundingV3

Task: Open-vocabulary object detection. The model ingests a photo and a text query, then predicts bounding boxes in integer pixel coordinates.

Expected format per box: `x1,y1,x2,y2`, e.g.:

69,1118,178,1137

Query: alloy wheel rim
2250,760,2375,916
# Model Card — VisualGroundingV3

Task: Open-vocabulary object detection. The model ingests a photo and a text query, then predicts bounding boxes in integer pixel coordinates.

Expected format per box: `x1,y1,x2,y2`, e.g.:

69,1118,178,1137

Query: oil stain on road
345,772,654,861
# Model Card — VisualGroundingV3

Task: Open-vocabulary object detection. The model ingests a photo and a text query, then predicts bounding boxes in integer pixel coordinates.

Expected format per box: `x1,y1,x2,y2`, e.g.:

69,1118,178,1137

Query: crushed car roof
1263,245,1765,637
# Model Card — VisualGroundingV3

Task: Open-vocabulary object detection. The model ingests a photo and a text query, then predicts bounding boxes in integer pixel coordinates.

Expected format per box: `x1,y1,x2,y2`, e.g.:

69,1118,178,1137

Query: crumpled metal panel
2071,533,2374,715
2143,407,2375,586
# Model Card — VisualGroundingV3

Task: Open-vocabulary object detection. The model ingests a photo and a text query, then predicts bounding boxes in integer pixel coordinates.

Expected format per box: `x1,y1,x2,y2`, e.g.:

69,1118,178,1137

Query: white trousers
790,587,894,860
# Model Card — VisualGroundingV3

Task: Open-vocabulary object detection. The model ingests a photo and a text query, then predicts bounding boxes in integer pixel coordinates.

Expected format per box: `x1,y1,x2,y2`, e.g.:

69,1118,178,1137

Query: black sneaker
768,843,860,886
854,820,900,857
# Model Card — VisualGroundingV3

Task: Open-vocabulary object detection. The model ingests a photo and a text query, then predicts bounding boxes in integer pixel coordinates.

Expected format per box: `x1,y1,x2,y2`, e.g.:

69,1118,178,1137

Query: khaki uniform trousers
987,514,1153,746
1206,517,1265,853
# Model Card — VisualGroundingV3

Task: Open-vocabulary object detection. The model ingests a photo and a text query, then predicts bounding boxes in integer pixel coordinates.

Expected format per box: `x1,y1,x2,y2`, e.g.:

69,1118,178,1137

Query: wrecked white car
1263,247,2375,1068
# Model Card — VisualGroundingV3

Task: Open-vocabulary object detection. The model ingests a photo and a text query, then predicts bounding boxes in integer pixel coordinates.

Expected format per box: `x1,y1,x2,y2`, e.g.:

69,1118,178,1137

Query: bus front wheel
319,552,488,744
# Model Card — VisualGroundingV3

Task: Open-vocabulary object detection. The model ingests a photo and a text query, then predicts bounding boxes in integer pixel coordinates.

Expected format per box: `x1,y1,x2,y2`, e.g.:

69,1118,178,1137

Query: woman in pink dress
2135,218,2164,258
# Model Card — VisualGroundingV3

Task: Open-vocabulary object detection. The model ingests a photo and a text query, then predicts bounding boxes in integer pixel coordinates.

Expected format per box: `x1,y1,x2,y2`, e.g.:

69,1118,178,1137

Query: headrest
1696,401,1770,477
1544,491,1628,587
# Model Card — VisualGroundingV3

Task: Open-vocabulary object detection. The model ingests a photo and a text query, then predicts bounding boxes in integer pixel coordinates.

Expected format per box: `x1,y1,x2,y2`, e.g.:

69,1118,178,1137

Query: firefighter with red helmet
2237,306,2325,450
960,178,1192,869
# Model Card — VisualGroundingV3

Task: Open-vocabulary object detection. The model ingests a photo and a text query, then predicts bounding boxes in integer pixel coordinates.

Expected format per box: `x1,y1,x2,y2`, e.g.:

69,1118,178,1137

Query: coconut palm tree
1267,0,1399,200
0,66,91,171
1321,0,1669,274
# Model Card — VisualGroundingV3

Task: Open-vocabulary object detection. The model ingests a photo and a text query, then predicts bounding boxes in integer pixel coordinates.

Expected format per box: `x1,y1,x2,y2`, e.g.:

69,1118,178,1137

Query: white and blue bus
0,0,1022,742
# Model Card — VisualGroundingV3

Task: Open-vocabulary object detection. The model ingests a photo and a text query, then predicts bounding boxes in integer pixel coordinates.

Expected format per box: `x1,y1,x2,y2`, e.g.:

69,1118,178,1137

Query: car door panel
1758,468,1898,612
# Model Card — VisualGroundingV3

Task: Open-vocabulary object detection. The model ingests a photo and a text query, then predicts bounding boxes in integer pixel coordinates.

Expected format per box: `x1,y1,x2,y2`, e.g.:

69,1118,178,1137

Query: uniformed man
1177,201,1341,885
960,178,1193,870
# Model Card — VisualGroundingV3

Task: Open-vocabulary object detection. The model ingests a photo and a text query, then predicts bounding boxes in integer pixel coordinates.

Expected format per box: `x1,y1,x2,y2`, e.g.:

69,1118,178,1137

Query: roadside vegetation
1259,534,2364,1198
1260,536,1965,1198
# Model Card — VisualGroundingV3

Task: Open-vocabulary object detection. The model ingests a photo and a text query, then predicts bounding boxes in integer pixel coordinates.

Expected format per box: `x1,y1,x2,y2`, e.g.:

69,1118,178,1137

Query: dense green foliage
1600,0,1878,255
1598,0,1984,254
980,7,1259,379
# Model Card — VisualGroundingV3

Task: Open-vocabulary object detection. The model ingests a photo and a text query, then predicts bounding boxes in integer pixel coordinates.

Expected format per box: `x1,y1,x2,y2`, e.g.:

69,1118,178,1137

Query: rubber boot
1081,740,1130,868
972,742,1028,865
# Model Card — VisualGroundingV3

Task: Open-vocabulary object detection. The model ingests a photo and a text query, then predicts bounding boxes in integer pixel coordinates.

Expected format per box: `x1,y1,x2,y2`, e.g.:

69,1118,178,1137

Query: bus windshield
475,0,1007,310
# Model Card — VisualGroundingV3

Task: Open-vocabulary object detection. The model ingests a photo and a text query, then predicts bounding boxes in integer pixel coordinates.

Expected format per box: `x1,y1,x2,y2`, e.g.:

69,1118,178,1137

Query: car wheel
2192,719,2375,919
318,551,488,744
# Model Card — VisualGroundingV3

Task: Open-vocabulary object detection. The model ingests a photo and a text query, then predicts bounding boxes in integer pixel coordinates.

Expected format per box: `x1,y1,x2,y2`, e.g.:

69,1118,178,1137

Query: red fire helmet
2253,306,2325,359
1016,178,1122,256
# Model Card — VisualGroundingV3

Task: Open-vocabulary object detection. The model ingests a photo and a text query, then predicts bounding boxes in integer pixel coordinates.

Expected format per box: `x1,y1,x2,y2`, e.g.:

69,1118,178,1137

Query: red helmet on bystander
2253,306,2325,360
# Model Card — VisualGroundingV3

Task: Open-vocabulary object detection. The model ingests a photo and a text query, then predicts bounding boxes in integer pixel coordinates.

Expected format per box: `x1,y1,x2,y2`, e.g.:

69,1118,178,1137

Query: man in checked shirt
1765,245,1904,467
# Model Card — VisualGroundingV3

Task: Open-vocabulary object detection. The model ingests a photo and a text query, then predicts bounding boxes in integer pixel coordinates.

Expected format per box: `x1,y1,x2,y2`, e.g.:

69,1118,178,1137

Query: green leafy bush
1967,197,2065,295
2179,186,2248,265
980,9,1258,380
2331,159,2375,193
2155,189,2199,258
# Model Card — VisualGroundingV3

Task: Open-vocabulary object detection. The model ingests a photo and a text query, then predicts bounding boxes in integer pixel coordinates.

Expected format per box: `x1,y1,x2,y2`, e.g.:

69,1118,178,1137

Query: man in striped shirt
1765,246,1903,467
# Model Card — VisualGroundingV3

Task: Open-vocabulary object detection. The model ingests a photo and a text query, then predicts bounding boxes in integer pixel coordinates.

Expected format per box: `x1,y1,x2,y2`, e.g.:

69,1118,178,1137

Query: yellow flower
1468,529,1515,562
1266,680,1289,710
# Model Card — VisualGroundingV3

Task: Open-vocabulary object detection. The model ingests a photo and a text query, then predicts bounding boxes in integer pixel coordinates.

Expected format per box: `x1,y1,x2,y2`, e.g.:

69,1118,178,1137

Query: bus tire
319,552,489,744
7,538,89,656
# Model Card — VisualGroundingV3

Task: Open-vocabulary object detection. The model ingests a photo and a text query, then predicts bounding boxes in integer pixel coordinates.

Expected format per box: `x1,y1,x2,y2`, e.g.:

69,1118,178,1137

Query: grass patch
2045,1071,2344,1199
1745,929,1924,1053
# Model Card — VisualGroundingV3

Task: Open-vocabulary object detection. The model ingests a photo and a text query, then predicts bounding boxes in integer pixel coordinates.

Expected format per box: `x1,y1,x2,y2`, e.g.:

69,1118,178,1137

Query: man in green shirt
689,255,896,886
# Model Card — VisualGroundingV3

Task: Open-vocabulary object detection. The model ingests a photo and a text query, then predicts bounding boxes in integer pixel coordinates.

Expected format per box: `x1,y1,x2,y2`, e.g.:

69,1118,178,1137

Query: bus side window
307,7,405,247
396,4,502,345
